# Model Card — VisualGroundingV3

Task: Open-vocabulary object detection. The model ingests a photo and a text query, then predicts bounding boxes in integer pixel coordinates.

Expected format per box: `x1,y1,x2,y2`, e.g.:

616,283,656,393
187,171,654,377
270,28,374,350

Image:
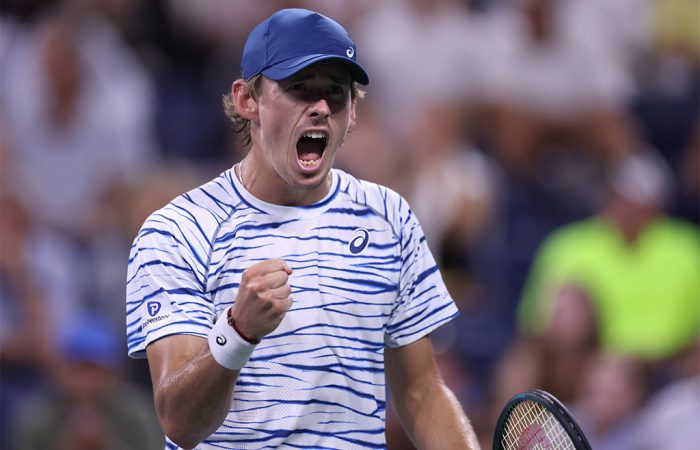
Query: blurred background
0,0,698,449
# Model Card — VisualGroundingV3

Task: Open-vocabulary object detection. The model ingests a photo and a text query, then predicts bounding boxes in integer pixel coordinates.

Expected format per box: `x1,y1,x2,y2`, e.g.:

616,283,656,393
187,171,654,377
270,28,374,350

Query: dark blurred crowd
1,0,698,449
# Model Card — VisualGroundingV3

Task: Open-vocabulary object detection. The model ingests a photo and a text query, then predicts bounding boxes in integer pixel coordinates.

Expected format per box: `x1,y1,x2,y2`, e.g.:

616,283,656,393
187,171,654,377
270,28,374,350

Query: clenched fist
229,259,293,342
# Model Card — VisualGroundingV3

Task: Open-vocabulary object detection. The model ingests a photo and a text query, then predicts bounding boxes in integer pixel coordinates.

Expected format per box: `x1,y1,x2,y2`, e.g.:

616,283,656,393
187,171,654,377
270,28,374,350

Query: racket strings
500,400,575,450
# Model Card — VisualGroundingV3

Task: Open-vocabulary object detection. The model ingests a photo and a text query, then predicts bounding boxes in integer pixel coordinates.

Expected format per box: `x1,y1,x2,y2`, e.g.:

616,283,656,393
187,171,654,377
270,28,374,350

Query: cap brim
261,54,369,85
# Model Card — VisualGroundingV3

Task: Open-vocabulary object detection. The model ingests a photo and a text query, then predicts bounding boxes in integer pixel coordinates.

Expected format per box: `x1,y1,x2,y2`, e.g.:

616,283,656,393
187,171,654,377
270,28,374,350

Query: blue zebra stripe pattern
126,168,459,449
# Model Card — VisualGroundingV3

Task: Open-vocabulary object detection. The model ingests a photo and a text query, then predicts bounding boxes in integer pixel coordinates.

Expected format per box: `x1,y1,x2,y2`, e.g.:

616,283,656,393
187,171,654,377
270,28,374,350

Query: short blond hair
222,75,365,147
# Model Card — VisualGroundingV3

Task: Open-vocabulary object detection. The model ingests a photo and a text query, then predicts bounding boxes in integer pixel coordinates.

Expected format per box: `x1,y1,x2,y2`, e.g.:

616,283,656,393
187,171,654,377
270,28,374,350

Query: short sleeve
126,210,215,358
384,205,458,348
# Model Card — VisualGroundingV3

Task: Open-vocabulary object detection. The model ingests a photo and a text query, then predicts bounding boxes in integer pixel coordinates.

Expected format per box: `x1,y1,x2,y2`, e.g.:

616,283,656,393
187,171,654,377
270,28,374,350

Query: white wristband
208,308,257,370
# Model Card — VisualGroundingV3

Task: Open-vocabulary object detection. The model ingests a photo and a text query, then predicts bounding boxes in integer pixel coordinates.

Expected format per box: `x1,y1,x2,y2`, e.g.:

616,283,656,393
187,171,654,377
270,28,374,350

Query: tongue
297,139,324,162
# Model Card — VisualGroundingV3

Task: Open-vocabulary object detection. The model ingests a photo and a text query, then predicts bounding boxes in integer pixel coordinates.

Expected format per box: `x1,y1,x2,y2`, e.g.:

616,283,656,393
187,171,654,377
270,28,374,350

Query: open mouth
296,131,327,170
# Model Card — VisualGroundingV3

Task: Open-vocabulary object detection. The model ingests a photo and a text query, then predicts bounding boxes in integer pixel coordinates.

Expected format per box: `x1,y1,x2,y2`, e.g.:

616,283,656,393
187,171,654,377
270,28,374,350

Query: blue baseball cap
59,311,122,369
241,8,369,85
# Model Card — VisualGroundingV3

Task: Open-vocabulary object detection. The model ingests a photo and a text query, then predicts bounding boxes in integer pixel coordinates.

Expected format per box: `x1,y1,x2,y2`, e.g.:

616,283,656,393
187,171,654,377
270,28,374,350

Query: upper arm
385,336,440,400
386,337,480,450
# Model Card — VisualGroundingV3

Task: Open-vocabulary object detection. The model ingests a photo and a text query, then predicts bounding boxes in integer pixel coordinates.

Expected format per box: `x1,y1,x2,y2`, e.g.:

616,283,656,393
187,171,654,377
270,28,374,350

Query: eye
289,83,307,92
327,84,347,97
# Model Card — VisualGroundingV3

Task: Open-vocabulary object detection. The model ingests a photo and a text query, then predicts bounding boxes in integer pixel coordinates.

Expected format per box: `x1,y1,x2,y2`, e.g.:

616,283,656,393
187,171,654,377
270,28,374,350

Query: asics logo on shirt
349,228,369,254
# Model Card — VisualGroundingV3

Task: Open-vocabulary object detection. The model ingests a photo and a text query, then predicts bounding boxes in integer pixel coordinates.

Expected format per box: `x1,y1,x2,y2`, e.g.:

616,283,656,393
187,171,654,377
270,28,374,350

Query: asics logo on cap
346,47,354,58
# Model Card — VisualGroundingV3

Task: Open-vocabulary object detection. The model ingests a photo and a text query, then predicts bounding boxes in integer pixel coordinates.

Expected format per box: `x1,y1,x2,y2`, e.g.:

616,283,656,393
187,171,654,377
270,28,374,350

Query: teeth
303,131,326,139
299,158,320,167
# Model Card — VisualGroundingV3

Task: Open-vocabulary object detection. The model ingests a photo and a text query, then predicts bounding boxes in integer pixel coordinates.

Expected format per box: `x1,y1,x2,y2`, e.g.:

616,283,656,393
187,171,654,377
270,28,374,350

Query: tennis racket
492,389,591,450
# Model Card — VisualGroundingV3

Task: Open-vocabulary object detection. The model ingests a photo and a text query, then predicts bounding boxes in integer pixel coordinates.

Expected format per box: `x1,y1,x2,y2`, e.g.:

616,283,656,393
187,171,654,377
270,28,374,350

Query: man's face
252,61,356,202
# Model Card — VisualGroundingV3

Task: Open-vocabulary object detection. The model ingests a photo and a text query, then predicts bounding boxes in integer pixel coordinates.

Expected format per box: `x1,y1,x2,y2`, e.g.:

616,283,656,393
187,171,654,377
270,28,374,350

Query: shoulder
525,219,609,271
333,169,414,236
134,171,240,253
654,217,700,241
539,217,605,250
649,217,700,263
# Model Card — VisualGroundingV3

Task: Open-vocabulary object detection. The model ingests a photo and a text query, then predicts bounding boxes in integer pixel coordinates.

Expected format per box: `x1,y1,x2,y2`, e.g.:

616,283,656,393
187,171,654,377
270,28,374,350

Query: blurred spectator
0,2,161,340
0,191,80,351
572,353,649,450
405,100,501,268
677,121,700,222
0,193,53,449
333,99,407,192
650,0,700,59
631,338,700,450
482,282,600,448
476,0,637,178
492,283,599,407
12,311,163,450
126,0,235,163
0,182,91,447
518,149,700,362
354,0,479,136
459,0,651,341
1,128,83,445
0,5,156,237
84,159,208,329
631,0,700,222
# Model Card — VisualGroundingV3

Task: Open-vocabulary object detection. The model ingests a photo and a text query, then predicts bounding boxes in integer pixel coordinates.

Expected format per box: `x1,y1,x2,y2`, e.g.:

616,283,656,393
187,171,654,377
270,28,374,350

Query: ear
347,98,357,133
231,79,259,122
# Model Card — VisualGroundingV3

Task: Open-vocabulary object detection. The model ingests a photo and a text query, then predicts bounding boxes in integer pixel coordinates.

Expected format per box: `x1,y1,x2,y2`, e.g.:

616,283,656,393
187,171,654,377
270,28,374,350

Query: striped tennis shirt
126,167,458,449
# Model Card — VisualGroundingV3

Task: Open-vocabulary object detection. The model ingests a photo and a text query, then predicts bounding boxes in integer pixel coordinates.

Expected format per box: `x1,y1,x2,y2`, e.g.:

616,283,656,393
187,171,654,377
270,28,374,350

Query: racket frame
492,389,592,450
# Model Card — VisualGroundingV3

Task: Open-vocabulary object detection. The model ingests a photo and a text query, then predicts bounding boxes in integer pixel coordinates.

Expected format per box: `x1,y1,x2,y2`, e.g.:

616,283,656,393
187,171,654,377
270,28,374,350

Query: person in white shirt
126,8,480,450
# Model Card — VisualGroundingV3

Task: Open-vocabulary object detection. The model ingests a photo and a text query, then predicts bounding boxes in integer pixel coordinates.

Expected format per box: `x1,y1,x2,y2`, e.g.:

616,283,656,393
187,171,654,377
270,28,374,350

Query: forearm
395,380,480,450
156,352,238,447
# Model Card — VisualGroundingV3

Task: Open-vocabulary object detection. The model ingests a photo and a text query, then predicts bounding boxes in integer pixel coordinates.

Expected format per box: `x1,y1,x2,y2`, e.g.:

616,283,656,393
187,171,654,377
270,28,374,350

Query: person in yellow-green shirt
519,150,700,361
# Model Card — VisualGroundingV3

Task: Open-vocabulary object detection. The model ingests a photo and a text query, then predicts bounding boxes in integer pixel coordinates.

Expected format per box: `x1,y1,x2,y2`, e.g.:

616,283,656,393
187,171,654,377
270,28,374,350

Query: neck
236,157,332,206
602,208,656,246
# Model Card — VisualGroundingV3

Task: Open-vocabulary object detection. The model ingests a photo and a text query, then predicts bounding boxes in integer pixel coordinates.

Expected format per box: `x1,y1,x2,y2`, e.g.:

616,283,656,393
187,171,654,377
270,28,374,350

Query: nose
307,96,330,119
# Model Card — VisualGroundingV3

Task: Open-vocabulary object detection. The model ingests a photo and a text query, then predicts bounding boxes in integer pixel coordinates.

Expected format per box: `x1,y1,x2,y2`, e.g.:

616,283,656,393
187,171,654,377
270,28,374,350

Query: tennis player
126,8,480,450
